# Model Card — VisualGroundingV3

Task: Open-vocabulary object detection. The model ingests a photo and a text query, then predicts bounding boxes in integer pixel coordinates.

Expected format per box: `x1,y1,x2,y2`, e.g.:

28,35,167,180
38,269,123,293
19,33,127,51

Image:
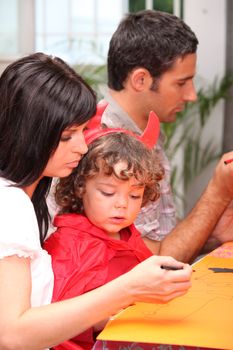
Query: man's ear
129,68,153,92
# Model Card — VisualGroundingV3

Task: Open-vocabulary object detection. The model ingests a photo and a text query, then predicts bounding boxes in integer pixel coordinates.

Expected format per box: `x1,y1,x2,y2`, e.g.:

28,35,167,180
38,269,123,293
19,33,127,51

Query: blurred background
0,0,233,218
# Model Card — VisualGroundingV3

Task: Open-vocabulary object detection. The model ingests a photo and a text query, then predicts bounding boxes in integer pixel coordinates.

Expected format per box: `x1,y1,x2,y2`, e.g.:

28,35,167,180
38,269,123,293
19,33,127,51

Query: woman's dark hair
108,10,198,90
55,132,164,214
0,52,96,243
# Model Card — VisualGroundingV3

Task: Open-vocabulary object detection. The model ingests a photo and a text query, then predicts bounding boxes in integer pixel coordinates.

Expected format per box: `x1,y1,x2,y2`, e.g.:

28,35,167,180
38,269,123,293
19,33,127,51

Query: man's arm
142,236,160,254
158,153,233,263
144,152,233,262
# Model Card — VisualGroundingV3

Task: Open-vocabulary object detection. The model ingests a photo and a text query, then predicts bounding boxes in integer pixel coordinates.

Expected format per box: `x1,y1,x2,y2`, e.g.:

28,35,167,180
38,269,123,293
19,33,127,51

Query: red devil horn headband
84,101,160,149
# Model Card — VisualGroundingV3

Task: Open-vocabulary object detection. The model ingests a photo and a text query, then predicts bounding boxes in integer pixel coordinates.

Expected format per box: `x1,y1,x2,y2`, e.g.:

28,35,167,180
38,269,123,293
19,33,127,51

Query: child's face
82,162,145,239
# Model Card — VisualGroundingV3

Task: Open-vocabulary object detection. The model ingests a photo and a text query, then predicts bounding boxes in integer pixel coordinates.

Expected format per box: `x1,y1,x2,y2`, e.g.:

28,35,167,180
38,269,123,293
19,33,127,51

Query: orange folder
98,242,233,350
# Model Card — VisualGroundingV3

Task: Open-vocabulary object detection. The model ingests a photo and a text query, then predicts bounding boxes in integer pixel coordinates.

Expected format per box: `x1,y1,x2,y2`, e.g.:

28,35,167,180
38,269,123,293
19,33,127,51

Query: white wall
0,0,35,74
183,0,226,213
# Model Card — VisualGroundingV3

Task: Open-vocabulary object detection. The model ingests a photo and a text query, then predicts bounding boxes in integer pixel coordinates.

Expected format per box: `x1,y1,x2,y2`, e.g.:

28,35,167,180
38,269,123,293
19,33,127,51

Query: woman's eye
60,135,71,142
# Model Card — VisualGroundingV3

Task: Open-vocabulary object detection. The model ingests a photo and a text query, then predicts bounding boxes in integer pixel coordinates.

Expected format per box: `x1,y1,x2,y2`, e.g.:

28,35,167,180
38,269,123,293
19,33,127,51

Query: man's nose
184,81,197,102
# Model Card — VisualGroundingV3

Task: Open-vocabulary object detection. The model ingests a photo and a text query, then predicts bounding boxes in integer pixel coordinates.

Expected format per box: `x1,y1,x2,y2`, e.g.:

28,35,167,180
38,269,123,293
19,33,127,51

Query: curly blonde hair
55,132,164,214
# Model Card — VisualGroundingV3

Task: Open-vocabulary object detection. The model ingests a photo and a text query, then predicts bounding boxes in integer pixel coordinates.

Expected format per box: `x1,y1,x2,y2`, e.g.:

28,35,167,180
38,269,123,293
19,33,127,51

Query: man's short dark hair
107,10,198,90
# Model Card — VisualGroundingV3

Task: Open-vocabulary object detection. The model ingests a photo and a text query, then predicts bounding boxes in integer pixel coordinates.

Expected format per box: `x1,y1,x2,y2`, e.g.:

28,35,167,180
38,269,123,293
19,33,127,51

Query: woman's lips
66,160,80,168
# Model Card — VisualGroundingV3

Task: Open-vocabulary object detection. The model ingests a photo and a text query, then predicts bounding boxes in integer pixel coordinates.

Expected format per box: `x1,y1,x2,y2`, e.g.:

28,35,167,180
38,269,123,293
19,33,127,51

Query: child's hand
123,255,192,304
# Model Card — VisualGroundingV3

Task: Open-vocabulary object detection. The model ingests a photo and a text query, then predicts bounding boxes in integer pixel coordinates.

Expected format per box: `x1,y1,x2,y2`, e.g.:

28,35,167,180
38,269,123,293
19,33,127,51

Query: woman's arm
0,254,192,350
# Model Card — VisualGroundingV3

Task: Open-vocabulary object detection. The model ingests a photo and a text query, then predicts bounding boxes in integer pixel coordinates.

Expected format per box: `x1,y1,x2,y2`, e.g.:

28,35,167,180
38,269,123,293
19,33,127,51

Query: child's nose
114,196,128,208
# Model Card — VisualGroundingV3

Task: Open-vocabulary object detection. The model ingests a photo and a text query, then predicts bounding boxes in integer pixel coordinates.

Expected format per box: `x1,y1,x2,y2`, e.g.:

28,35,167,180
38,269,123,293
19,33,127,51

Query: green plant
129,0,173,13
162,73,233,211
73,63,107,100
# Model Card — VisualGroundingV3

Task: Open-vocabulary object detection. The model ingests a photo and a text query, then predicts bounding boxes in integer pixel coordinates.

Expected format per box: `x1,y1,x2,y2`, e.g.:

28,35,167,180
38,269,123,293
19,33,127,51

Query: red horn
139,111,160,149
85,103,160,149
86,101,108,129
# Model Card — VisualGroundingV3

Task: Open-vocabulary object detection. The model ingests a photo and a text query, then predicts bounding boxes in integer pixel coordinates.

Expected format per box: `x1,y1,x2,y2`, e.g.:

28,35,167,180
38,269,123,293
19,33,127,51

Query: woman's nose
73,134,88,155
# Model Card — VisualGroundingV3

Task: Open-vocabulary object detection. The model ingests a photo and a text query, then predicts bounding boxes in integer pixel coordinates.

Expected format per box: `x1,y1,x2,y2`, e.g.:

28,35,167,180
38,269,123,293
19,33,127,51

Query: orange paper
98,242,233,350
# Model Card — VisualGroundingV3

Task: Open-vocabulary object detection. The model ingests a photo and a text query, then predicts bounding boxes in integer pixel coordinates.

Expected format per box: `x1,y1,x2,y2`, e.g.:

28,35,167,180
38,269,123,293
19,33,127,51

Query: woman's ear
129,68,153,92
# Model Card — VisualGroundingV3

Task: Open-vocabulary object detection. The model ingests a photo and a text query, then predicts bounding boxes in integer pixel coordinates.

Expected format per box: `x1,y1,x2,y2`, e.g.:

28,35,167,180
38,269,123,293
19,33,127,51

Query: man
100,10,233,262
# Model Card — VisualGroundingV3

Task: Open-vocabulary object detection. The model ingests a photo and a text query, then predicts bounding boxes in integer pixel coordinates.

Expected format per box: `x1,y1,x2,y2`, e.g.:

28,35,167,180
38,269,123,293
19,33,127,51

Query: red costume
44,213,152,350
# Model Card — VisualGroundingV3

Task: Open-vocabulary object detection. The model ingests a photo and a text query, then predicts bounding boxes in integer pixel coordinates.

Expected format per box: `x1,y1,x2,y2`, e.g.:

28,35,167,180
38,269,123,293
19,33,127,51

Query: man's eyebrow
177,74,195,81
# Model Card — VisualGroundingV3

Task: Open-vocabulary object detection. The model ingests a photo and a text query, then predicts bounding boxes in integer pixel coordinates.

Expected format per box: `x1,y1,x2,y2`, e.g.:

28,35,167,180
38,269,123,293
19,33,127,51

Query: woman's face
43,122,88,178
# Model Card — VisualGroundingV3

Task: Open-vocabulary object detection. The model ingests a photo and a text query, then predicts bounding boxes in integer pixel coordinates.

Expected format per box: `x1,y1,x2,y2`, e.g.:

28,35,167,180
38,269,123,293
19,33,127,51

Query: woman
0,52,192,350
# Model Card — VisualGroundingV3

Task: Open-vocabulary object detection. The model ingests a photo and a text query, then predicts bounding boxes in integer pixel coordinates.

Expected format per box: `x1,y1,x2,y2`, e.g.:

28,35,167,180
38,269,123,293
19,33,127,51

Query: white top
0,177,54,307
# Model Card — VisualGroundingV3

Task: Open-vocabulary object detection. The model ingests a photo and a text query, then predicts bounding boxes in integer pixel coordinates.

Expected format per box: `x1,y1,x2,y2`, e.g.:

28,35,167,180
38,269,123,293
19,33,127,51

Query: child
44,109,166,349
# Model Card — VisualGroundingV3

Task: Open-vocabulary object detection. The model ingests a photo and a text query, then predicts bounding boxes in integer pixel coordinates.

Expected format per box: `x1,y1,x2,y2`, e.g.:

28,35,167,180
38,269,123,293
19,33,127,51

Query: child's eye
130,194,142,200
100,190,114,197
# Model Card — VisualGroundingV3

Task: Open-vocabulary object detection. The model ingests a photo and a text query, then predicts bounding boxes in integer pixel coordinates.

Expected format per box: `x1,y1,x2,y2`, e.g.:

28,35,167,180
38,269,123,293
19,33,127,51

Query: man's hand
201,201,233,253
212,152,233,200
